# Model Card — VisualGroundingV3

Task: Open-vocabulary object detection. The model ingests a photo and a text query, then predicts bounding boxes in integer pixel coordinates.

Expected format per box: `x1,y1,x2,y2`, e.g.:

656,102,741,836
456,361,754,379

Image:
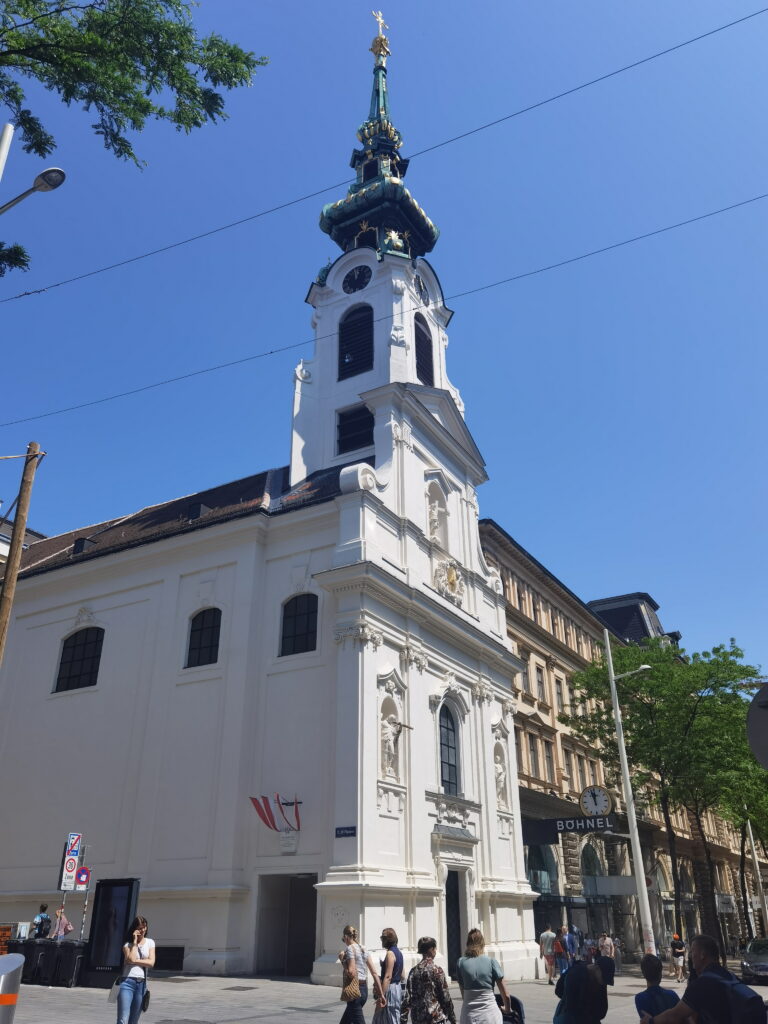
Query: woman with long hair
338,924,382,1024
116,915,155,1024
455,929,510,1023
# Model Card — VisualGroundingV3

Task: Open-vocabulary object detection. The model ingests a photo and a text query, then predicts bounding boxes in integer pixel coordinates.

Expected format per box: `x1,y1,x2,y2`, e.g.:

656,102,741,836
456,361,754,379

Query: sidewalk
11,968,700,1024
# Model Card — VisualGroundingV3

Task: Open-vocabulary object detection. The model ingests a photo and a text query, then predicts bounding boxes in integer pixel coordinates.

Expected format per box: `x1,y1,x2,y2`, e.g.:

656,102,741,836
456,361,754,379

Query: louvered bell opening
415,314,434,386
338,305,374,381
337,405,374,455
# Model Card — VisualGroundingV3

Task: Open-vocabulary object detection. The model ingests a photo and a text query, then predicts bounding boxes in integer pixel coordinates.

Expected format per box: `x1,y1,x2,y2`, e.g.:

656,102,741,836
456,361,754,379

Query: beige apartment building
479,518,766,954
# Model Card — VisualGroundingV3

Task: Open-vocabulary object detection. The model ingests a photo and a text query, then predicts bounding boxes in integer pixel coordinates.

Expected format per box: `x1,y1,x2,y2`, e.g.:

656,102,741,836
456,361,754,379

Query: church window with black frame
439,704,459,795
414,313,434,386
280,593,318,656
186,608,222,668
55,627,105,692
337,404,374,455
338,305,374,380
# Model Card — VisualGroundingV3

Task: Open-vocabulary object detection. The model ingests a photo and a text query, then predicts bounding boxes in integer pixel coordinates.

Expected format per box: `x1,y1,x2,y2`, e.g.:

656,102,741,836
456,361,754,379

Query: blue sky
1,1,766,669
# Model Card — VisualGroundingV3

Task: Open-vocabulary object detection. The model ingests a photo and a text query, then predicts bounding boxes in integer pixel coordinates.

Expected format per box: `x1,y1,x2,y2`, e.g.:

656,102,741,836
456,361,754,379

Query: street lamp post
603,627,657,955
0,166,66,216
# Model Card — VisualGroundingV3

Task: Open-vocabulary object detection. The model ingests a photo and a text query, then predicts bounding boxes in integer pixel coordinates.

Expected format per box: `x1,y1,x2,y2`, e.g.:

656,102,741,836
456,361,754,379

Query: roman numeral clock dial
342,265,372,293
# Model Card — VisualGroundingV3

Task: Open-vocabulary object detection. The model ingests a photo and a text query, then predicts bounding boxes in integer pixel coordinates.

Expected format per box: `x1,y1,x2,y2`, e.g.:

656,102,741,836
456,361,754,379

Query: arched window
55,627,104,692
186,608,222,668
439,704,459,795
581,843,605,878
338,305,374,381
414,313,434,387
280,593,318,656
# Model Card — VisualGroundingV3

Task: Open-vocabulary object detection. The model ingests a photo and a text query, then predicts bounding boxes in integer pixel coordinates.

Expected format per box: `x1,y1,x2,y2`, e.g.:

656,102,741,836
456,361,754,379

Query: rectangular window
522,668,531,694
543,740,555,783
564,748,574,786
532,599,539,624
337,404,374,454
564,622,572,647
555,678,564,712
578,755,587,790
528,735,540,778
590,760,598,785
515,728,523,771
536,666,546,702
516,584,525,613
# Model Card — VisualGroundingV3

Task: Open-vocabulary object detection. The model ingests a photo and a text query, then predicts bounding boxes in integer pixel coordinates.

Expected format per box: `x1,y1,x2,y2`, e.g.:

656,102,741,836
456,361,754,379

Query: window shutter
415,314,434,386
338,305,374,380
337,405,374,455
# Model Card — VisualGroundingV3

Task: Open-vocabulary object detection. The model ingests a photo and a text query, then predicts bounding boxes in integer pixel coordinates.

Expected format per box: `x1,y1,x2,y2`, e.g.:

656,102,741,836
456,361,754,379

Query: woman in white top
117,915,155,1024
338,924,383,1024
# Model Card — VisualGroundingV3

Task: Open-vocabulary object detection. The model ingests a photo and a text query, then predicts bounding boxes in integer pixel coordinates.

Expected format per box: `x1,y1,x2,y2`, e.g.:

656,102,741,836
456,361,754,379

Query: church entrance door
256,873,317,976
445,870,463,978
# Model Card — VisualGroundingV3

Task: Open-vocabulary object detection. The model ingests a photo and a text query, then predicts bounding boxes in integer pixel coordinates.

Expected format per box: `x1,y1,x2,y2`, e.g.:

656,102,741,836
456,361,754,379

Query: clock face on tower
342,265,372,294
579,785,613,817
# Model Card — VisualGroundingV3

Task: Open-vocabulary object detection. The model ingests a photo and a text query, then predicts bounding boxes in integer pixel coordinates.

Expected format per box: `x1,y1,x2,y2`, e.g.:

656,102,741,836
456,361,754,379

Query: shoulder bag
340,944,361,1002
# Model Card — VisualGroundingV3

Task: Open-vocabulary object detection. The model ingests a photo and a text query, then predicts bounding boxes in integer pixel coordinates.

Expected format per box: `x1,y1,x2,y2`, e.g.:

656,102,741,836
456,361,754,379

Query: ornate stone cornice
334,620,384,650
399,642,427,672
471,676,492,704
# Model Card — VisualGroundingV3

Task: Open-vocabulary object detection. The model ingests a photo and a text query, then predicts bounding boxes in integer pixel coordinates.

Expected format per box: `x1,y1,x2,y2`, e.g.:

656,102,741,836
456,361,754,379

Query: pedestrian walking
338,924,382,1024
116,915,154,1024
553,926,569,978
455,928,510,1022
372,927,403,1024
639,933,767,1024
31,903,51,938
49,905,73,940
612,936,622,975
669,933,686,982
553,953,613,1023
634,953,680,1018
400,936,456,1024
597,932,613,959
539,922,557,984
565,925,578,964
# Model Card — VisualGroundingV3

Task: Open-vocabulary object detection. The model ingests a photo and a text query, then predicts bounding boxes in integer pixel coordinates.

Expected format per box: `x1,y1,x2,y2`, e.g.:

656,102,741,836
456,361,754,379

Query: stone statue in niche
381,714,404,779
428,500,442,541
495,754,507,807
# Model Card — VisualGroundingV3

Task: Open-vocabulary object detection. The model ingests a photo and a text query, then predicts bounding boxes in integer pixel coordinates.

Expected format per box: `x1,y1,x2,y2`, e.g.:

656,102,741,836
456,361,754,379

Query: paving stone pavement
11,967,705,1024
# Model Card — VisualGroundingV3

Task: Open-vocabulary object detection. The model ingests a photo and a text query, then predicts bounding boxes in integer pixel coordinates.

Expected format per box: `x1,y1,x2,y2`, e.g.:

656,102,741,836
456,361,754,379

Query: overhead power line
1,188,765,429
1,5,766,306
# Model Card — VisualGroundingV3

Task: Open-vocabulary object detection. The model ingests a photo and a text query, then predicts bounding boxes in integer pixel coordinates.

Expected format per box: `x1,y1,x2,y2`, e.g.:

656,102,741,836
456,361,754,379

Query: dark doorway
256,873,317,976
445,870,462,979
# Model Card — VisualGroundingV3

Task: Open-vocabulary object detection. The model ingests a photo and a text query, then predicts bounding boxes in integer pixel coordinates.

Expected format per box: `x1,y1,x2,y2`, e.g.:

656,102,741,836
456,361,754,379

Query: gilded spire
318,14,439,259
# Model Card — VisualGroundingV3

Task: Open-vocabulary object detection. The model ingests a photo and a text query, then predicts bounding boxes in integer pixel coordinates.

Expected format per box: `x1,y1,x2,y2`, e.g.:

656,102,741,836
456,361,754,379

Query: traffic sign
66,833,82,858
61,855,78,891
75,866,91,887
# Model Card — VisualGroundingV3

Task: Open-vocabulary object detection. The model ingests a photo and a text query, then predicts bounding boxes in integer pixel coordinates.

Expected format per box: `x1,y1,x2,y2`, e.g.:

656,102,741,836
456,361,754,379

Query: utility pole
0,442,42,669
746,813,768,937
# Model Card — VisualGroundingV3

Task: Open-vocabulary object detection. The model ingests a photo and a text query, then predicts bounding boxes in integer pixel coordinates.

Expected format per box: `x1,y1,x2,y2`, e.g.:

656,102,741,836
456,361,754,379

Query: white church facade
0,20,539,982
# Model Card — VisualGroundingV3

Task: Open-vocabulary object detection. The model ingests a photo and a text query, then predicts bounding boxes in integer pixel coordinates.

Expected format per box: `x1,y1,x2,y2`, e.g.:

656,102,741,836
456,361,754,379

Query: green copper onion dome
319,13,439,260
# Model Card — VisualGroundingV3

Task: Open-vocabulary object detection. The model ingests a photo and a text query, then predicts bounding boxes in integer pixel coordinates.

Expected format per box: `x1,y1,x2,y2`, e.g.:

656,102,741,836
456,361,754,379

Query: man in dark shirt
670,934,686,982
639,934,744,1024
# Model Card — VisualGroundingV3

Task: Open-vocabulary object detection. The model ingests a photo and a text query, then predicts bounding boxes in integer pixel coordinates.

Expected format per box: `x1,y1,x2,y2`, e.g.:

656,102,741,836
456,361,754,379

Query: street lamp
603,627,657,954
0,166,66,216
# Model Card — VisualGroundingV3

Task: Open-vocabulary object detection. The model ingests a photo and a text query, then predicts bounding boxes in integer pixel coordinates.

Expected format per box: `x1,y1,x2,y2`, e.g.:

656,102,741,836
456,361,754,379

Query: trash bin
34,941,59,985
53,941,87,987
20,940,45,984
5,940,22,957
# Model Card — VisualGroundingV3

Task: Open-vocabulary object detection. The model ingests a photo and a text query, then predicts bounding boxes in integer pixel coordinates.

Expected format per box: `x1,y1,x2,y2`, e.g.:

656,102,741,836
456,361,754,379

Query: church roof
16,464,346,580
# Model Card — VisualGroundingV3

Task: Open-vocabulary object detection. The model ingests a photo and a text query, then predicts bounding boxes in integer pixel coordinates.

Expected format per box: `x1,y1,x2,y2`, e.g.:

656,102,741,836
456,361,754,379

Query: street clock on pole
579,785,613,817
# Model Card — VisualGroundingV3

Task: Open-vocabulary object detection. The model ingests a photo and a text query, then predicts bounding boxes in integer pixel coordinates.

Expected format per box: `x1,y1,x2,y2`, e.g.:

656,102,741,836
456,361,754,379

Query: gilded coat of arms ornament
434,559,465,605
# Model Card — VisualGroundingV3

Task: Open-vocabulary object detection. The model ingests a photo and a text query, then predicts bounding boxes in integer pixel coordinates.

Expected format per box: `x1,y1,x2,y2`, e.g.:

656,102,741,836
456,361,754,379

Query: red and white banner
250,794,302,832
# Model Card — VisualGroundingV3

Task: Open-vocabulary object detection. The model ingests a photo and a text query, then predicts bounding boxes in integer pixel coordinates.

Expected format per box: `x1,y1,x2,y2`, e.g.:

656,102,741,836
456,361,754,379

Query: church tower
301,15,538,983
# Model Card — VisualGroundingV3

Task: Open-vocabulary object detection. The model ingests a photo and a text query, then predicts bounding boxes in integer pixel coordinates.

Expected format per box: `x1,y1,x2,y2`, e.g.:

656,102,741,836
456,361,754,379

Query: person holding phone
117,915,155,1024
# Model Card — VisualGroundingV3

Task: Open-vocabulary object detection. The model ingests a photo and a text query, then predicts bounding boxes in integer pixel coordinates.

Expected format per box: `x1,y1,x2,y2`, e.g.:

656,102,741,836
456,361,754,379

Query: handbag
141,987,151,1012
340,968,361,1002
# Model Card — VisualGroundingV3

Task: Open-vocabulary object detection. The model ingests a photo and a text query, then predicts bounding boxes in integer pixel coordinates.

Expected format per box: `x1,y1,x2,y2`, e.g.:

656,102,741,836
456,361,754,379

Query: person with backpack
639,932,767,1024
31,903,51,938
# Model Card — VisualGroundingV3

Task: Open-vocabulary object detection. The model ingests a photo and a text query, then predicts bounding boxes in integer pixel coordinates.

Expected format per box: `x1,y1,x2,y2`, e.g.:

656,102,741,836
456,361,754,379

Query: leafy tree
0,1,266,274
562,638,760,941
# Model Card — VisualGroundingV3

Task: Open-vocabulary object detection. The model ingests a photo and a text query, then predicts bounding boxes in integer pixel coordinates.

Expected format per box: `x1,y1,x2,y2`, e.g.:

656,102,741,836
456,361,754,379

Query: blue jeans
117,976,146,1024
339,979,368,1024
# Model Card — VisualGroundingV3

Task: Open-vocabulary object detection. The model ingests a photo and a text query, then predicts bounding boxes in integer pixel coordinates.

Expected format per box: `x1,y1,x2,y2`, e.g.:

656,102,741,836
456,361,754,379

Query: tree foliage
561,637,762,941
0,1,266,274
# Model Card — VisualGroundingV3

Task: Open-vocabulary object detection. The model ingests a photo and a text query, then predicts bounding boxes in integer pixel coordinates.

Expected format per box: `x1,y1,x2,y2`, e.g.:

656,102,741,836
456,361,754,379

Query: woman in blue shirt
455,929,510,1023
